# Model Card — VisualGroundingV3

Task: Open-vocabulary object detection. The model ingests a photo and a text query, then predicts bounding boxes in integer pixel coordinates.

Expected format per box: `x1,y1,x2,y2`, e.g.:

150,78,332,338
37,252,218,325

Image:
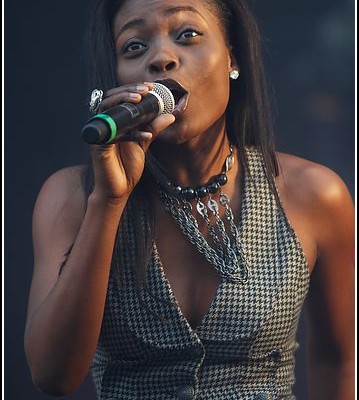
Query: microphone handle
82,93,161,144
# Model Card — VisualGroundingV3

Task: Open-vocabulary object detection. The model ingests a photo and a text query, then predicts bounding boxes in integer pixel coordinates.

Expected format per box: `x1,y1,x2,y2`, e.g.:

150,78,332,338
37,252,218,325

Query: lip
155,78,190,117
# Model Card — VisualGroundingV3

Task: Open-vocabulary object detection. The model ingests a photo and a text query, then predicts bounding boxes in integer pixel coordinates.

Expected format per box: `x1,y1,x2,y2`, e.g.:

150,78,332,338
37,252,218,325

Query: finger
148,114,176,137
117,114,175,149
116,131,153,154
119,131,153,142
89,143,116,157
106,83,154,97
98,84,155,113
98,92,142,112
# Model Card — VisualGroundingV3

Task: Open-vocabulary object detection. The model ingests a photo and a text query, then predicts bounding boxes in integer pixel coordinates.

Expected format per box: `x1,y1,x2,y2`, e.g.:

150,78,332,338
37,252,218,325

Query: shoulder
276,152,352,211
275,152,354,253
274,152,354,269
38,165,87,192
33,165,89,226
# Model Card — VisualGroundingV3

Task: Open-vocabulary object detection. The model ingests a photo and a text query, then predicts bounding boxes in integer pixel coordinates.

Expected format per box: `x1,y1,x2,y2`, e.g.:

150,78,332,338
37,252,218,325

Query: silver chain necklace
146,148,249,283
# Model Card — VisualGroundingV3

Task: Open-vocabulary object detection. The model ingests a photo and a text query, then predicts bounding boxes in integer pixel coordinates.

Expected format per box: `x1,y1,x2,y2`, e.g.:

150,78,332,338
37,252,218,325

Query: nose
147,42,179,75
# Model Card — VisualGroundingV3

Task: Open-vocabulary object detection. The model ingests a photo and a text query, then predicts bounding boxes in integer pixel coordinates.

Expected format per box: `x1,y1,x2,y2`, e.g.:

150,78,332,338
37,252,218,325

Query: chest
100,149,311,367
154,205,222,329
101,186,310,365
152,187,309,330
104,208,309,356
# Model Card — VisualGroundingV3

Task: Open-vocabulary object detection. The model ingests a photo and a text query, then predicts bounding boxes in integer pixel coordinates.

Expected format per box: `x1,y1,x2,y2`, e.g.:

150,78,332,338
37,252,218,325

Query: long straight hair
83,0,279,280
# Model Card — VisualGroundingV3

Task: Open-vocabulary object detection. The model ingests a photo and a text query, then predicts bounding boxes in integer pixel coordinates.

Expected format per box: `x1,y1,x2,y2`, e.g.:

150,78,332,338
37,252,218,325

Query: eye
123,42,147,54
177,29,201,42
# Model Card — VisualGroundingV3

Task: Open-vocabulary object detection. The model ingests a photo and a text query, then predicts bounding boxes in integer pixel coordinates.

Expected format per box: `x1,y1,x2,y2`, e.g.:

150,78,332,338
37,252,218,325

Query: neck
148,121,234,188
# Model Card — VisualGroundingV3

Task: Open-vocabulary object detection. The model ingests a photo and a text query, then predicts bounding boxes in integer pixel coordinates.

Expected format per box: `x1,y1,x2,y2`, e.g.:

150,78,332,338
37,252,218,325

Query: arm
24,85,176,396
304,169,354,400
25,166,128,396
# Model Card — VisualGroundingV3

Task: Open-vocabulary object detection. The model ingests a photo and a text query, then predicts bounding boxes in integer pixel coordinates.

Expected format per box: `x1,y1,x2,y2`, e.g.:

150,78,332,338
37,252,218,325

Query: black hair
83,0,279,281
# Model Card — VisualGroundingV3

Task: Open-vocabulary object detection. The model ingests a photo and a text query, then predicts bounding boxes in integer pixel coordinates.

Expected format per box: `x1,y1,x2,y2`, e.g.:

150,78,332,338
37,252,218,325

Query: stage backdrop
5,0,354,399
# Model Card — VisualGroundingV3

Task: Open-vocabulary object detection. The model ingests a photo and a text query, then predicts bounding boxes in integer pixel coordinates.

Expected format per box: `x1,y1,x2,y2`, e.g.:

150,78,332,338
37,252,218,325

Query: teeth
174,93,189,113
172,90,185,104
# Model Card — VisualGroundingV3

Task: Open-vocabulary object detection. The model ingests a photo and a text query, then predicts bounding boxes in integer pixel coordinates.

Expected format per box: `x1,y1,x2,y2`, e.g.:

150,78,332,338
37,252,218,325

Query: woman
24,0,354,399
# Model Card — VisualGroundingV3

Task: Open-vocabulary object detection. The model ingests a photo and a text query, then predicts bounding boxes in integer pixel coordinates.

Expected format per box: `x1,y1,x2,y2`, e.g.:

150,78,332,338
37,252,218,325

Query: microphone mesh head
150,83,175,114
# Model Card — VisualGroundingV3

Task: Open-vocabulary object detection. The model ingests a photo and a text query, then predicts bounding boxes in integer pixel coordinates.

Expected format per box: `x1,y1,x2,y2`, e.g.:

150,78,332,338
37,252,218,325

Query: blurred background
4,0,355,399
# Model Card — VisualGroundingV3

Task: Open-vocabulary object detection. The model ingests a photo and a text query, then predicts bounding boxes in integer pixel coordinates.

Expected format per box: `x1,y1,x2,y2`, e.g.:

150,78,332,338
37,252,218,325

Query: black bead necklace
146,146,234,200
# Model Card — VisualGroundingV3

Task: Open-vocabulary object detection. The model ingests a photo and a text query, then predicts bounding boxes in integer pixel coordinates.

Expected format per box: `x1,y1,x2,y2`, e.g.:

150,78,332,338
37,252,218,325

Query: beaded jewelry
146,147,249,283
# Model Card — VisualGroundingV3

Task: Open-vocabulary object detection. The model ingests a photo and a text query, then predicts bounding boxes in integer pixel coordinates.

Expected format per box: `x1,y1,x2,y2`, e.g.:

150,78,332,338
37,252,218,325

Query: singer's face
112,0,234,143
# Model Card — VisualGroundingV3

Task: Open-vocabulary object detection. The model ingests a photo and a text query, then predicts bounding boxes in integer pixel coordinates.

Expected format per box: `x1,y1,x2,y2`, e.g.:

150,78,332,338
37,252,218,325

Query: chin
154,120,194,145
155,131,189,145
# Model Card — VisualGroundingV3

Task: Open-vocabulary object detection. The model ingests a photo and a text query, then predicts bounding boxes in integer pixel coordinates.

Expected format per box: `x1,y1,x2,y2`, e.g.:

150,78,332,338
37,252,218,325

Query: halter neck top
91,147,309,400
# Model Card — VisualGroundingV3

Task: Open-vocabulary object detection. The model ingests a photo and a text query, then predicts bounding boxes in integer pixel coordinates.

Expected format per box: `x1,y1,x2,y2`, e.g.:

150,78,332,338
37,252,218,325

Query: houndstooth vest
91,147,310,400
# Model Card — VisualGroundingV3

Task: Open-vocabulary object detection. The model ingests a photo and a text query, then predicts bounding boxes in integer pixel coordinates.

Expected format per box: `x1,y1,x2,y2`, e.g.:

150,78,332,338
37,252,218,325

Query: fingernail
141,132,153,141
135,85,148,91
128,93,141,100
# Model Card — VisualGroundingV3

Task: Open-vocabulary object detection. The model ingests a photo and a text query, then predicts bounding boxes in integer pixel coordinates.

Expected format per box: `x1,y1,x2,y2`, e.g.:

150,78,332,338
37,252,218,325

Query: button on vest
177,384,195,400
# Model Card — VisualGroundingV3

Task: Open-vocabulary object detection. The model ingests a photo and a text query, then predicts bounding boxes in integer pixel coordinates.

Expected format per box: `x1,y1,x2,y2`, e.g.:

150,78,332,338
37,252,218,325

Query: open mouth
155,78,189,116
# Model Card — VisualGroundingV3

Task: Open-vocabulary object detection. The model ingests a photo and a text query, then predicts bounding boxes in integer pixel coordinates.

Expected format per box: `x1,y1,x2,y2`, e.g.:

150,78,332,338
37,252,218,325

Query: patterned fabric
91,147,310,399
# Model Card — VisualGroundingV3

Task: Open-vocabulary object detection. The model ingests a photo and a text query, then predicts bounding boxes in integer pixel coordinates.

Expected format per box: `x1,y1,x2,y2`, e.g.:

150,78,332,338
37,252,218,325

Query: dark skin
24,0,354,398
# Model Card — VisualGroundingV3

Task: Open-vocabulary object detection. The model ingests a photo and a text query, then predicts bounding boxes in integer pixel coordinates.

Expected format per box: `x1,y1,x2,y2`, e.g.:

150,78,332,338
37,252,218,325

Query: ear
227,49,239,74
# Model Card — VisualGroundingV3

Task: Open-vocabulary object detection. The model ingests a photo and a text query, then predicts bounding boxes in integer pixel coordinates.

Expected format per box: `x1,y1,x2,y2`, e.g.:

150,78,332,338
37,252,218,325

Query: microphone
81,82,175,144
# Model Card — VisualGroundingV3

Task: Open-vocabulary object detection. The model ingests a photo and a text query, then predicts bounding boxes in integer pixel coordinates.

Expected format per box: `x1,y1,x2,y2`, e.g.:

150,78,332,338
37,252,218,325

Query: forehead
112,0,221,34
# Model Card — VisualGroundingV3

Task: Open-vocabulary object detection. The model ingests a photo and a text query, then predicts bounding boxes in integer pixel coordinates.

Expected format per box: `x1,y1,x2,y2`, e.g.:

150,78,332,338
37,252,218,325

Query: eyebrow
117,18,146,37
164,6,206,19
116,5,206,38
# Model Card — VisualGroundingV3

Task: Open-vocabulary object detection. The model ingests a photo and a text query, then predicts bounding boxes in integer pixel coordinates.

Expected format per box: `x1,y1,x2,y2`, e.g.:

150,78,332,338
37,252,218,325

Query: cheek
116,63,142,86
192,49,231,115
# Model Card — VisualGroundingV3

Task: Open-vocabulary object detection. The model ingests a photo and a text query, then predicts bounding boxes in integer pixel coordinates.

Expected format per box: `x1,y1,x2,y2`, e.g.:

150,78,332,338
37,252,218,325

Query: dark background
5,0,355,399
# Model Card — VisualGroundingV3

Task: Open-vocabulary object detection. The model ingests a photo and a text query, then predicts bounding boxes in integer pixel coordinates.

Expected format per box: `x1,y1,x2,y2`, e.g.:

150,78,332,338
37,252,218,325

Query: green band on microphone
93,114,117,143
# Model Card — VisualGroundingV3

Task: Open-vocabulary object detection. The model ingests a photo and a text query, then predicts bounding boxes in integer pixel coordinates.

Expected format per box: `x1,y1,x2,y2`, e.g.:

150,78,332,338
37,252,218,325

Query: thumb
149,114,176,137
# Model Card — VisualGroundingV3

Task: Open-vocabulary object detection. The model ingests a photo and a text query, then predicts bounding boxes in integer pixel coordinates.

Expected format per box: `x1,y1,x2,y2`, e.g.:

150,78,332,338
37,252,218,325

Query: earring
229,69,240,80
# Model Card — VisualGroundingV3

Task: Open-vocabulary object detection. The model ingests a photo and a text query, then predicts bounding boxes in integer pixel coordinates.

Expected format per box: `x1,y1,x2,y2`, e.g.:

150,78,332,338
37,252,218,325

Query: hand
89,83,175,203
